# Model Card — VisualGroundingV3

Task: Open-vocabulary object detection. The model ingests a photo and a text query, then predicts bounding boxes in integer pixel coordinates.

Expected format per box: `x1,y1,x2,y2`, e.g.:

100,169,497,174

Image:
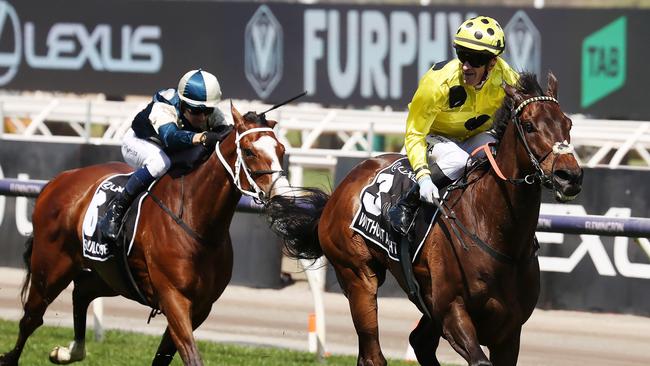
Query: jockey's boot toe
388,184,421,237
388,204,414,237
99,195,131,241
99,209,123,241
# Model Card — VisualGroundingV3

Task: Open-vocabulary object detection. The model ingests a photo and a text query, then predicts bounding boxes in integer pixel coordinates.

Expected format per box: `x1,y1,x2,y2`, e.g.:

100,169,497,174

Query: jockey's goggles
185,104,214,116
456,50,494,68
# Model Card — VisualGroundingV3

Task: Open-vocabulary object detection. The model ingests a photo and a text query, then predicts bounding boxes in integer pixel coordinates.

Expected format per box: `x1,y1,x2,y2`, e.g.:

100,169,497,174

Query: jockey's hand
200,132,221,149
200,124,234,149
417,175,439,204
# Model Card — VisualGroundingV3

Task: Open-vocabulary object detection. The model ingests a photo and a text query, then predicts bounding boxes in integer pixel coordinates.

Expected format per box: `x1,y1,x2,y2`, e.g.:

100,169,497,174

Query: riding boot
387,183,421,238
99,190,134,241
99,166,155,240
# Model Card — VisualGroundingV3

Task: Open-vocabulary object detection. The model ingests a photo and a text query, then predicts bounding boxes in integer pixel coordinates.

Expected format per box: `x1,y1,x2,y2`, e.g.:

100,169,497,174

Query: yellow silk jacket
404,57,519,180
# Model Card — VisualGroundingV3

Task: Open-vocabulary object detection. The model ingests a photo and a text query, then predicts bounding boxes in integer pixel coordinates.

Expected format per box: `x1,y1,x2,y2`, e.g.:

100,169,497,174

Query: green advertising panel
581,17,627,108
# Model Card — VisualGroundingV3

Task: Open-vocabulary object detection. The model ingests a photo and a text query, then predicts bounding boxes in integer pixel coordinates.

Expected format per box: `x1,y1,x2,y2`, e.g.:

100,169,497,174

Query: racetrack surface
0,267,648,365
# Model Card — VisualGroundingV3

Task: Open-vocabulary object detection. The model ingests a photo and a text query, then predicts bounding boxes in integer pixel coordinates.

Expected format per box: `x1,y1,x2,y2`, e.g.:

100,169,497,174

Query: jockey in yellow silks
389,16,519,236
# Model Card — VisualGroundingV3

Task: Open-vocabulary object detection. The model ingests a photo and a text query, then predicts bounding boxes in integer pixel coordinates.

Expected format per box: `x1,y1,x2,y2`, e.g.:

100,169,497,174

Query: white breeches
426,131,496,181
121,128,171,178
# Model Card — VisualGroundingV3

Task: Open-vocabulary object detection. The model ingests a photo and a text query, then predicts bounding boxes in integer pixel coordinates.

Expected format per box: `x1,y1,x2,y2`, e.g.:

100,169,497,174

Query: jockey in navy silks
100,69,228,240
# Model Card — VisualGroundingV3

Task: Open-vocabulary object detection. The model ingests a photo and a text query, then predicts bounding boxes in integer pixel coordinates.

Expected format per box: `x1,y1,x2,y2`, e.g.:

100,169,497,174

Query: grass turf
0,318,457,365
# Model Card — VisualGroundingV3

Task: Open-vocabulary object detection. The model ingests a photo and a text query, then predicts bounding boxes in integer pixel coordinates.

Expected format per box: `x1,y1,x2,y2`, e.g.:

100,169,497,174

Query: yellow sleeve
500,58,520,86
405,74,441,180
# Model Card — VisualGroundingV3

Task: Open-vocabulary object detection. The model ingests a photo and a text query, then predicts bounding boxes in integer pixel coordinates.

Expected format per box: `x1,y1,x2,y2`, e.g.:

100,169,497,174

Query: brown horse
0,105,289,366
268,73,583,366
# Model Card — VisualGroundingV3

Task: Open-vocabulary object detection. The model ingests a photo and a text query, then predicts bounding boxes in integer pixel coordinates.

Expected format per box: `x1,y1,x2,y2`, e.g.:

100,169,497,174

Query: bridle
438,94,578,266
216,126,286,202
509,95,575,187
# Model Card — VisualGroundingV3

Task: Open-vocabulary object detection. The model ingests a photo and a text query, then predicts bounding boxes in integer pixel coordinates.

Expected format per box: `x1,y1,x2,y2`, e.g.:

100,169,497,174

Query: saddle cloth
350,157,437,263
81,174,148,261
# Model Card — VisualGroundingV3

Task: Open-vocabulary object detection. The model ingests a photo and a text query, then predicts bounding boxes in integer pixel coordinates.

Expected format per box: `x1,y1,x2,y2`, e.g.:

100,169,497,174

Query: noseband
216,127,286,201
511,95,575,187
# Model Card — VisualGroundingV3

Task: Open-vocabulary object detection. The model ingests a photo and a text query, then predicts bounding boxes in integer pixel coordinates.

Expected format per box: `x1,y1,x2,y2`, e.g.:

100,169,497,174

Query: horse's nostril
554,169,583,186
554,169,572,182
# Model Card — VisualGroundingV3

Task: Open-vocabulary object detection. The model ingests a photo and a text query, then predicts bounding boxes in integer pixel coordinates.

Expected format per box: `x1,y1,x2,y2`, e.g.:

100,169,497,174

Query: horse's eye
243,148,255,157
524,122,535,133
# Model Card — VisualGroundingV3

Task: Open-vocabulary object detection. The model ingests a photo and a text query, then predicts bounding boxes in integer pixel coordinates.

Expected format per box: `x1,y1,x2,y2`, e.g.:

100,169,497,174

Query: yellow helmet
453,16,505,56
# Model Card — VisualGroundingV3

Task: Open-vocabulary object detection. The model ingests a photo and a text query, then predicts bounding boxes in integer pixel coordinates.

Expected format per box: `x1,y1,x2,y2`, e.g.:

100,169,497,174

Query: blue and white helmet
177,69,222,108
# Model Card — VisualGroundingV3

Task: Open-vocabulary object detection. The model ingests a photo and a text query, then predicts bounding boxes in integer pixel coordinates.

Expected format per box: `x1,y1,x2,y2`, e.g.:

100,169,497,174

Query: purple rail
1,179,649,237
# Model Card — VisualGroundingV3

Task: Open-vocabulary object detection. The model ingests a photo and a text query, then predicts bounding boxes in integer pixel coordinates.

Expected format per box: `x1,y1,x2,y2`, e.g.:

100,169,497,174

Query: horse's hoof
0,353,18,366
49,343,85,365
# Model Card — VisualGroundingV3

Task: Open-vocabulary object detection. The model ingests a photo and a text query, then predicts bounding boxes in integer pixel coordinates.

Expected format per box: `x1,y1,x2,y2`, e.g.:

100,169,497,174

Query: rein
440,95,573,265
148,191,207,245
470,96,575,186
144,127,286,246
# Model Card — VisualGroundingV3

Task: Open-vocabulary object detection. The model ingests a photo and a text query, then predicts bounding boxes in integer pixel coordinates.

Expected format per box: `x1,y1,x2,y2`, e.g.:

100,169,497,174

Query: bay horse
0,105,289,366
268,73,583,366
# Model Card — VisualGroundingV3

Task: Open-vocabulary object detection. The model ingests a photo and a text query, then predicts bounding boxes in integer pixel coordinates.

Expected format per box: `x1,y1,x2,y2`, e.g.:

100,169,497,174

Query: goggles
185,104,214,116
456,50,493,68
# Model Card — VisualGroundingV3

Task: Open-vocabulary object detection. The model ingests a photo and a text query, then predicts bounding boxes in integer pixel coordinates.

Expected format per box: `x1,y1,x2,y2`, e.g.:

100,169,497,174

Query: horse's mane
492,72,544,140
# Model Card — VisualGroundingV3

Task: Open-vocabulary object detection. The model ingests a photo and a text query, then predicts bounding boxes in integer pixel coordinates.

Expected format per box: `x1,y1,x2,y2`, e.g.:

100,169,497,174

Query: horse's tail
266,187,330,260
20,235,34,305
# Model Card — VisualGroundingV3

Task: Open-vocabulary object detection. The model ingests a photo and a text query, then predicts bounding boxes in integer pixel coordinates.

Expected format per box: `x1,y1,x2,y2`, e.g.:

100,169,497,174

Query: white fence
1,95,649,175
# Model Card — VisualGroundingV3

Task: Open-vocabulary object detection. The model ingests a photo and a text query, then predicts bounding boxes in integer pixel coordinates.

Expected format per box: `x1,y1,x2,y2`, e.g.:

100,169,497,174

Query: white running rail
1,95,649,171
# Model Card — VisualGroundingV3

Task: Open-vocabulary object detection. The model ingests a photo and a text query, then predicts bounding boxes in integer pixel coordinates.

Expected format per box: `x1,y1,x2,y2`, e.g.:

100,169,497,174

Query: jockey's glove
417,175,439,204
201,125,234,149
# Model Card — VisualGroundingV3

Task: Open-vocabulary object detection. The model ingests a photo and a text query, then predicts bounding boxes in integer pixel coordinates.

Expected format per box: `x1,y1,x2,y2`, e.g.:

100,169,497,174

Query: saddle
82,174,151,306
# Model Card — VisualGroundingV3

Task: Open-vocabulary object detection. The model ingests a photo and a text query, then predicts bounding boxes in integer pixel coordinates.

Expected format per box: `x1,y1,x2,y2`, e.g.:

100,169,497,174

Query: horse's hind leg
333,260,387,366
409,316,442,366
0,238,79,366
49,271,117,365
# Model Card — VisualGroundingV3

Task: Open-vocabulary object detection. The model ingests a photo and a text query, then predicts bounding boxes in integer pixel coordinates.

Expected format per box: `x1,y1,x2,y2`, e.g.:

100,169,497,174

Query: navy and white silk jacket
131,88,227,152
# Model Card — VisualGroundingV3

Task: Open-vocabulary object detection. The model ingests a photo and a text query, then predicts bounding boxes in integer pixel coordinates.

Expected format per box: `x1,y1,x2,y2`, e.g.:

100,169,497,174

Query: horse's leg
158,292,202,366
442,300,491,366
488,327,521,366
0,248,78,365
49,271,116,365
151,328,176,366
409,316,442,366
335,262,386,366
151,304,213,366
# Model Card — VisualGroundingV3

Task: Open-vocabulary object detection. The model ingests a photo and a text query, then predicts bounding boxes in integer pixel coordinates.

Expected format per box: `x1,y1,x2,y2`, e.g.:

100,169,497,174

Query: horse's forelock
516,72,543,97
243,111,268,126
493,73,543,140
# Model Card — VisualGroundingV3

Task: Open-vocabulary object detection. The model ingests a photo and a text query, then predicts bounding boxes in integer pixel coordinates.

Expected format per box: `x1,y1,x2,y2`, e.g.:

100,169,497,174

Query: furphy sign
0,0,162,86
303,9,475,100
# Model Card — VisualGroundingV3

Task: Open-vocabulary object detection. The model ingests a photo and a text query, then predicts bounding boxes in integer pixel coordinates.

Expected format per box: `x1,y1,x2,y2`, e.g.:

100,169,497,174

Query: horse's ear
546,71,558,99
230,101,244,128
503,81,523,104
